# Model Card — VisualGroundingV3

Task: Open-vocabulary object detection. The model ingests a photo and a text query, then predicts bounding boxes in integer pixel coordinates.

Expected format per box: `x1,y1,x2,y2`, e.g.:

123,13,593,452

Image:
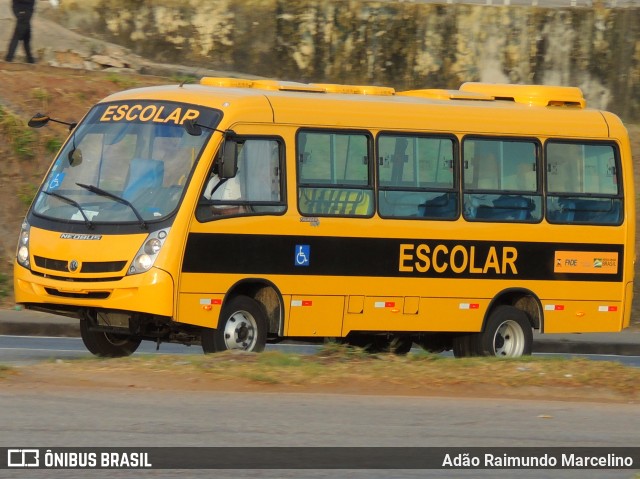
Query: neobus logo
398,243,518,275
60,234,102,240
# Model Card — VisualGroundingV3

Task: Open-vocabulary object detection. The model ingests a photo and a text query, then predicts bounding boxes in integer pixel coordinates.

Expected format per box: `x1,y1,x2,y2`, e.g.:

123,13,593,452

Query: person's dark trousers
5,10,34,63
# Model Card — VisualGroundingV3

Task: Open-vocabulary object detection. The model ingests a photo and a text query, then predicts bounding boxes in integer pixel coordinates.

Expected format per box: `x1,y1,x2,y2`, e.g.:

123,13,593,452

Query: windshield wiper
76,183,147,230
42,190,94,229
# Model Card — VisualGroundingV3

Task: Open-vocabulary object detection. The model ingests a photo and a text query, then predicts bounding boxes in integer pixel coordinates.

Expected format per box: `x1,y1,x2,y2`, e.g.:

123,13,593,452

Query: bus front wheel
79,320,142,357
202,295,267,353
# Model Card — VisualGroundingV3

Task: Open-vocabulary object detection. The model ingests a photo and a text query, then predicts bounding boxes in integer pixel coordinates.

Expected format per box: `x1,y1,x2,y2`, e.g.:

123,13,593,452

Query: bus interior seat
475,195,533,220
123,158,164,201
549,198,576,222
419,192,457,218
554,198,621,224
300,188,371,215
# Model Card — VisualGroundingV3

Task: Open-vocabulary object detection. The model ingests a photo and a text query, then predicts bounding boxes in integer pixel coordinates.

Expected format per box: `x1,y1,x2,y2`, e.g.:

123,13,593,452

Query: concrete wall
48,0,640,121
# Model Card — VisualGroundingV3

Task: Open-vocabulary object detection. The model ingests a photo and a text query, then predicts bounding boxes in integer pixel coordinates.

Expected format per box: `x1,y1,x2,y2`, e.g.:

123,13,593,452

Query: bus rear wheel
453,306,532,358
202,295,267,353
479,306,532,357
79,320,141,357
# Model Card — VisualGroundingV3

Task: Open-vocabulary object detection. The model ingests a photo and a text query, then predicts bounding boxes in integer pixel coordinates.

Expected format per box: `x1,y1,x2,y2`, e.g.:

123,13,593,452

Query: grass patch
106,73,139,89
12,129,37,159
171,73,198,85
31,87,52,110
0,364,14,379
45,137,63,155
0,105,37,160
20,348,640,399
17,183,37,207
0,273,9,300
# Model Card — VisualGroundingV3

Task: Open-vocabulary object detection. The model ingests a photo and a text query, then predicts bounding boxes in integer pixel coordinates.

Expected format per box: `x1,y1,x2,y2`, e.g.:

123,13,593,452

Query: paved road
1,307,639,356
2,335,640,368
0,388,637,478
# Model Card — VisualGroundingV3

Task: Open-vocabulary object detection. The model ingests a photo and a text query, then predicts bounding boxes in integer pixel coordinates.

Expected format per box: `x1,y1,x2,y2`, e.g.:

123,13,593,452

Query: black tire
388,335,413,355
345,334,412,355
452,333,479,358
79,320,141,358
477,306,533,357
202,295,267,354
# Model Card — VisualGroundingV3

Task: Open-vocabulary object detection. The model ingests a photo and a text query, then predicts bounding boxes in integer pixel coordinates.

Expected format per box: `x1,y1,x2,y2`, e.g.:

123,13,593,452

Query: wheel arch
224,278,284,338
484,288,543,333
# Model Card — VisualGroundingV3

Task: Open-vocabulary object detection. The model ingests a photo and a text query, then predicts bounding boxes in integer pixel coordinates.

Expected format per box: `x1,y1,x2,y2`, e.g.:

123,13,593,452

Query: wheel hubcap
223,311,258,351
493,320,525,357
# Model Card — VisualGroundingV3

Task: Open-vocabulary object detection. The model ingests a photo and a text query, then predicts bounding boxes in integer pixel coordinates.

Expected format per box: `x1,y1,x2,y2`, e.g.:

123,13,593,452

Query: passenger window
462,138,541,222
377,134,457,219
197,138,285,221
297,130,373,217
546,142,622,225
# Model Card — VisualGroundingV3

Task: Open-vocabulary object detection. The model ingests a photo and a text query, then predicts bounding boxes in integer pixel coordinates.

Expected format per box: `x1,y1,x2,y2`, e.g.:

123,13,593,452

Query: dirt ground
3,356,637,404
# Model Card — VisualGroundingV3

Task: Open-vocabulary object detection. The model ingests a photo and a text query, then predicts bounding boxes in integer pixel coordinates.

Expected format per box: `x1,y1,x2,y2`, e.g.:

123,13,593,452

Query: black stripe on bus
182,233,624,282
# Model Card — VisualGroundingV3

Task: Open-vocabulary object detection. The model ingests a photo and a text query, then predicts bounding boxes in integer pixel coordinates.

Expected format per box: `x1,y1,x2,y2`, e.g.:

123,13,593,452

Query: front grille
31,270,122,282
34,256,68,271
45,288,111,299
34,255,127,274
81,261,127,273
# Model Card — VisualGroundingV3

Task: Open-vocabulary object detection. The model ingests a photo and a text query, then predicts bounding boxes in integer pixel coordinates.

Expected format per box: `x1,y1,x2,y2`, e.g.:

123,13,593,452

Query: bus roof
101,79,619,139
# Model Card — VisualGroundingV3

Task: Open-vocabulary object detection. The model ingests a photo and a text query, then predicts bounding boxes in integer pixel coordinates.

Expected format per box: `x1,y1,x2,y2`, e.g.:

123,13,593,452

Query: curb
532,340,640,357
1,315,639,356
0,320,79,338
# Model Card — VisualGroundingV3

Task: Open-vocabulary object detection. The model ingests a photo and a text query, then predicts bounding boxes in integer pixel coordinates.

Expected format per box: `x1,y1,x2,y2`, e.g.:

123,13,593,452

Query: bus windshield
32,100,220,225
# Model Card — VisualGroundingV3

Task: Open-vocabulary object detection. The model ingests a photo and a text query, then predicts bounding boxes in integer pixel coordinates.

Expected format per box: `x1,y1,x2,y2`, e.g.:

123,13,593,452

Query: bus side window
462,138,541,222
377,134,457,219
546,142,622,225
297,130,373,217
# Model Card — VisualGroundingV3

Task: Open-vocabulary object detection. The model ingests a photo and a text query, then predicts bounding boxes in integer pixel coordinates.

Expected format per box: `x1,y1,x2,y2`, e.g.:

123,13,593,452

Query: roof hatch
397,89,493,101
460,82,586,108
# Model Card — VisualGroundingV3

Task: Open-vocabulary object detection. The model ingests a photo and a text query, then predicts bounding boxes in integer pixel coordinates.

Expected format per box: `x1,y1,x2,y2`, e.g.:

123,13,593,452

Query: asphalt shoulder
0,308,639,356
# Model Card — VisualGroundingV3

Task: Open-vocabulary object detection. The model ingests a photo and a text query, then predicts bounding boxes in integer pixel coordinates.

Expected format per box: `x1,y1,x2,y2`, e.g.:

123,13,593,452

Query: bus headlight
16,222,31,269
144,238,162,255
133,254,153,271
128,227,170,275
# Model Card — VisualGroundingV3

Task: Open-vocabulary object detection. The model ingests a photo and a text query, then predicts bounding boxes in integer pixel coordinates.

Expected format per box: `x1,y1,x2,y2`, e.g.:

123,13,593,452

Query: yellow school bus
14,78,635,358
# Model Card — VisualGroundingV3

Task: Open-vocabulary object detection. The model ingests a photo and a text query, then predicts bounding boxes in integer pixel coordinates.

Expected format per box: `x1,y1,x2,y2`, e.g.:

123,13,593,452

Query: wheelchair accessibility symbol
48,172,65,190
295,245,310,266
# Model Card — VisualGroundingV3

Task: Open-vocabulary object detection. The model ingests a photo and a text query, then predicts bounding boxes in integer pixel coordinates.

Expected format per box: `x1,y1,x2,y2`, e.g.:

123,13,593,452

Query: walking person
5,0,36,63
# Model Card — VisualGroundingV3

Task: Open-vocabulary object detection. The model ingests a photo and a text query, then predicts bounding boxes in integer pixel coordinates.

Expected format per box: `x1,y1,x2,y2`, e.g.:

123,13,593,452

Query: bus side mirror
28,112,77,131
183,119,202,136
28,113,50,128
218,139,240,179
68,148,83,167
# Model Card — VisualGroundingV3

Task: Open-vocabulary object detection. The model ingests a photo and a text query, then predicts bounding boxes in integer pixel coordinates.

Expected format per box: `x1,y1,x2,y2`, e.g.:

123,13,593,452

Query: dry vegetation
2,346,639,403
